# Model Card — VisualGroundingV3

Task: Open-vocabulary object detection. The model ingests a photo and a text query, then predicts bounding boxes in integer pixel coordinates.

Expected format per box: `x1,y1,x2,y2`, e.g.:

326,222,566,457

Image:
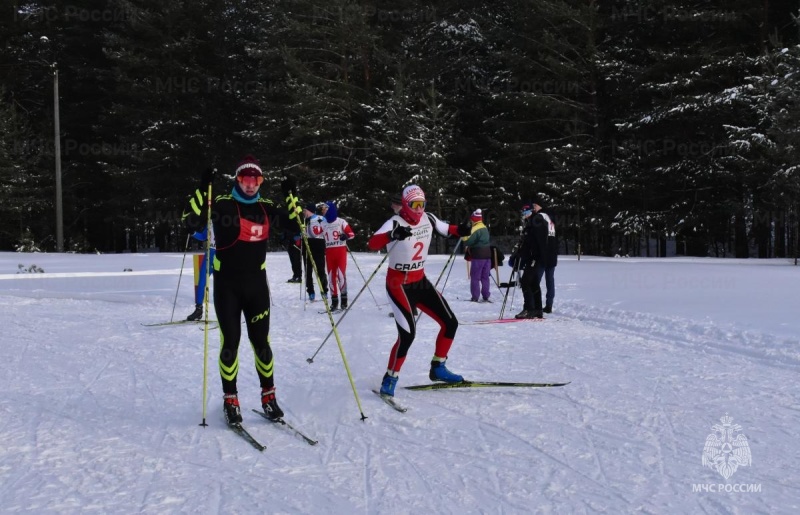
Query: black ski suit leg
241,271,275,390
519,265,543,311
213,273,245,394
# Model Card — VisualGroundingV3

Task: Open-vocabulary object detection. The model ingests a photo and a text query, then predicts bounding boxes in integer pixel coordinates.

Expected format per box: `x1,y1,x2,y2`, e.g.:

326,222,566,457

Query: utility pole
53,62,63,252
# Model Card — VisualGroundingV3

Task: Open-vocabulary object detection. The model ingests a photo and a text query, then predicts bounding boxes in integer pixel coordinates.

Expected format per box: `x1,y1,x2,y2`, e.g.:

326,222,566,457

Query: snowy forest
1,0,799,258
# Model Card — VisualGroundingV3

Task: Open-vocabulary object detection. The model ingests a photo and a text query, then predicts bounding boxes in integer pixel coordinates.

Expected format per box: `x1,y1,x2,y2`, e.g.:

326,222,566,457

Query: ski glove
456,222,471,237
509,253,527,269
339,233,350,241
508,256,528,270
388,221,413,241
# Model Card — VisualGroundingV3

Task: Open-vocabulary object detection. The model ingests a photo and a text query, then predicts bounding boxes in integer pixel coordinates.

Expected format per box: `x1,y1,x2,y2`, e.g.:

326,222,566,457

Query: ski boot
429,359,464,383
223,393,242,425
340,294,348,309
380,373,398,397
261,387,284,421
330,295,339,311
515,309,543,319
186,304,203,321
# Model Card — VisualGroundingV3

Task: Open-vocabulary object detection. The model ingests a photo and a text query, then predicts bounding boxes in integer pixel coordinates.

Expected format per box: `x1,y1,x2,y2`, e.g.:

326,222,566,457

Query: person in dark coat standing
509,199,558,318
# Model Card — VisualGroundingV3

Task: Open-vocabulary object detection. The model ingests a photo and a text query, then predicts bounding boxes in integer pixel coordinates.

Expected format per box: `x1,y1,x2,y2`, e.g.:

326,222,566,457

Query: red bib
238,216,269,242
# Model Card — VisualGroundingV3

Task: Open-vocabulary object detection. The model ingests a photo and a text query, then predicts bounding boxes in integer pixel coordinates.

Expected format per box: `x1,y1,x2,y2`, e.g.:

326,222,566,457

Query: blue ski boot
380,373,399,396
429,360,464,383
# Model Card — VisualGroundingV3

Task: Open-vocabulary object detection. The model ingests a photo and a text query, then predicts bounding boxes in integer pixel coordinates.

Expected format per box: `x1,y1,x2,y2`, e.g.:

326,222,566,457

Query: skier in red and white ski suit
320,201,355,310
367,185,471,396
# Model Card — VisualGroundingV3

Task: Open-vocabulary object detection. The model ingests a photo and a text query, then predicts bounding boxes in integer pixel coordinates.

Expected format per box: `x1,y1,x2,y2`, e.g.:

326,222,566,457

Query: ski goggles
237,174,264,188
407,200,426,210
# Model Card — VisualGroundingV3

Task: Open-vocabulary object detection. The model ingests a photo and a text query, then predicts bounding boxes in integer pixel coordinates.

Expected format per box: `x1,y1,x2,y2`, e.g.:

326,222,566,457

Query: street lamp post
52,62,63,252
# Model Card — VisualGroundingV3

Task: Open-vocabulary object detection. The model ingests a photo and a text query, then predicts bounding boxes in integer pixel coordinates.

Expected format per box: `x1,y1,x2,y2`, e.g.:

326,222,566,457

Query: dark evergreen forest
1,0,799,257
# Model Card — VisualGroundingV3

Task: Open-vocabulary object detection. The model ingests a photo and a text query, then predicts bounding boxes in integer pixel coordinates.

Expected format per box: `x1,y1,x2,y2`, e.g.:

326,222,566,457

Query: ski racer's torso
323,217,354,249
370,213,453,284
213,195,280,274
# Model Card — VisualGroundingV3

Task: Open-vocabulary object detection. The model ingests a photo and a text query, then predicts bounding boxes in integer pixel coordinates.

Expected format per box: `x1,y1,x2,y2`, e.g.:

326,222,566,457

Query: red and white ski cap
235,155,263,177
402,185,425,204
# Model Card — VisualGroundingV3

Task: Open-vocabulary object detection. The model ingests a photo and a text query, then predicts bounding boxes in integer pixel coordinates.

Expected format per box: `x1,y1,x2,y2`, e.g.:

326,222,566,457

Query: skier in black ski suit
182,155,288,425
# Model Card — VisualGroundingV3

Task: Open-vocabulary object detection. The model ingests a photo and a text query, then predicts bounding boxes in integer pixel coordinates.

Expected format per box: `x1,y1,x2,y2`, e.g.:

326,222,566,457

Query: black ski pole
307,250,392,363
499,219,527,319
170,233,192,322
498,261,522,320
346,244,381,309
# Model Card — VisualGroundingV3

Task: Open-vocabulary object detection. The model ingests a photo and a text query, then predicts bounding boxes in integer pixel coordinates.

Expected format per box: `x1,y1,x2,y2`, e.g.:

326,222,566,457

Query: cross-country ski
229,423,266,452
141,319,217,327
404,380,571,390
251,409,319,445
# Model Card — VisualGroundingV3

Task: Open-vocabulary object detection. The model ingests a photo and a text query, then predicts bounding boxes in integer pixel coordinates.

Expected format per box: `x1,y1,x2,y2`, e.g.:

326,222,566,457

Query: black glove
339,233,350,241
509,252,524,269
456,222,471,237
388,221,413,241
201,167,215,188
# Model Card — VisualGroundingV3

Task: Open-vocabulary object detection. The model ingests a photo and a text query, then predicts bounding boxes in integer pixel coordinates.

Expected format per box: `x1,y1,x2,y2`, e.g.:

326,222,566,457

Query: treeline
1,0,798,257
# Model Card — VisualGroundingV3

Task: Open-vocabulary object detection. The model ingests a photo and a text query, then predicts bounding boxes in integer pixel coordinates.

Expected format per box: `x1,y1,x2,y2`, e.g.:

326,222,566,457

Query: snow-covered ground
0,250,798,514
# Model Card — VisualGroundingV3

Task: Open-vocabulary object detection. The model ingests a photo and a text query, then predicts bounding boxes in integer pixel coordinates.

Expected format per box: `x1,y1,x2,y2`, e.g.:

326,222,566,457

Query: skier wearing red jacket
367,185,471,397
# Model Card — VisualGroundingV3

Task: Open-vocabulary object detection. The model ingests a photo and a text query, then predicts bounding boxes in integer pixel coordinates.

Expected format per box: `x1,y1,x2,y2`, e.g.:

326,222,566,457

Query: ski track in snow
0,252,798,513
